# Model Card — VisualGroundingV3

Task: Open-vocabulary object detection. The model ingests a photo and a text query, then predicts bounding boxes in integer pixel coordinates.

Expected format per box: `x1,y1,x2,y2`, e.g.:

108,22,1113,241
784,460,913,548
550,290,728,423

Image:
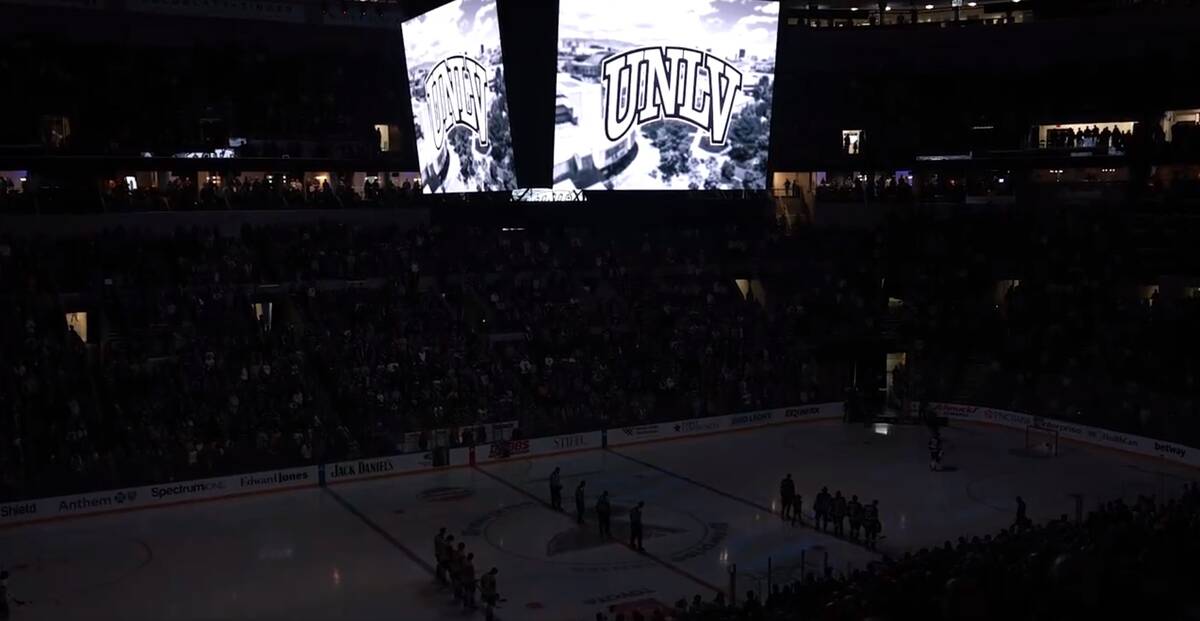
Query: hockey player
847,495,864,541
596,491,612,538
1014,496,1028,530
450,542,467,602
549,467,563,510
460,552,477,609
575,480,587,525
814,487,832,532
439,534,456,585
791,494,803,526
434,527,449,584
779,474,796,521
864,500,881,549
445,541,459,600
831,491,847,537
480,567,500,621
630,501,645,551
929,431,944,471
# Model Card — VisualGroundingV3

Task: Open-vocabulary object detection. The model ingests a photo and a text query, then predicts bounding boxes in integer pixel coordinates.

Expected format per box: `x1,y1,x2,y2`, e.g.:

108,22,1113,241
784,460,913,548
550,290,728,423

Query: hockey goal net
1024,425,1060,457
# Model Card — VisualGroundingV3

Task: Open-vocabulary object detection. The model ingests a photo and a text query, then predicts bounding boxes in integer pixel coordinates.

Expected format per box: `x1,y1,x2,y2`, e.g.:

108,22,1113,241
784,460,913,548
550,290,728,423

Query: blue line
323,486,436,575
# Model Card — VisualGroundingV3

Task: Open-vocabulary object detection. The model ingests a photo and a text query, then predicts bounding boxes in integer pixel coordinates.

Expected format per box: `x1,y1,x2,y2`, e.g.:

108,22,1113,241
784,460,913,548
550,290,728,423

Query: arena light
968,1,977,5
924,4,934,8
850,6,858,10
884,5,892,10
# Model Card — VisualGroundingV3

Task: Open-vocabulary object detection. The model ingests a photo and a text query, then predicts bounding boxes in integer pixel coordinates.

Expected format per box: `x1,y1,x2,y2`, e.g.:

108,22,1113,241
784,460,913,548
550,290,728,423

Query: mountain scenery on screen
553,0,778,191
403,0,517,193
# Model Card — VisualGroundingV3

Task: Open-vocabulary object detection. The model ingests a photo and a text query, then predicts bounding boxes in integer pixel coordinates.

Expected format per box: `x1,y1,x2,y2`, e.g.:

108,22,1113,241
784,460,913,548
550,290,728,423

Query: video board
553,0,779,190
402,0,517,193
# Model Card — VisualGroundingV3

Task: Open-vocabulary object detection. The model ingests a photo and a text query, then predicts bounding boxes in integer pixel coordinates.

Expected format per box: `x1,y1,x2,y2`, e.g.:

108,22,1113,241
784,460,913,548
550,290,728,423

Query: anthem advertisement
402,0,517,193
554,0,778,191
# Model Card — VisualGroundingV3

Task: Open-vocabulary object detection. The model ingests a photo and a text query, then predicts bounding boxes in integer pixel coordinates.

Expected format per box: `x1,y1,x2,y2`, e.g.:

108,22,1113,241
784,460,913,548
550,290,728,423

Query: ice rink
3,420,1196,621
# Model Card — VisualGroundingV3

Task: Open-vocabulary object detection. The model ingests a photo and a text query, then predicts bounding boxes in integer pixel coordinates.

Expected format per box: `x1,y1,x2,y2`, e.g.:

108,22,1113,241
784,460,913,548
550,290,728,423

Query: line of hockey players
778,474,882,550
550,466,646,552
433,528,501,621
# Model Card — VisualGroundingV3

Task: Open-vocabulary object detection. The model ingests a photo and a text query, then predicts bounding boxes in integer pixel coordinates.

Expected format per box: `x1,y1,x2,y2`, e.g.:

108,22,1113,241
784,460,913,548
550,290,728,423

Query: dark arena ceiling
0,0,1151,23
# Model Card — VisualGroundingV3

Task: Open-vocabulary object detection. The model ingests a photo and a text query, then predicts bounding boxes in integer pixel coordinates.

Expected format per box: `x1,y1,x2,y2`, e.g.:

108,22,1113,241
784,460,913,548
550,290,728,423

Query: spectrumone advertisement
402,0,517,193
553,0,779,191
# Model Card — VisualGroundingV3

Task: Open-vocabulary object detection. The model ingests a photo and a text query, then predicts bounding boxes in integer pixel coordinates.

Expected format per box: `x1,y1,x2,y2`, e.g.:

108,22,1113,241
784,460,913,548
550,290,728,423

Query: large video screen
402,0,516,193
553,0,778,191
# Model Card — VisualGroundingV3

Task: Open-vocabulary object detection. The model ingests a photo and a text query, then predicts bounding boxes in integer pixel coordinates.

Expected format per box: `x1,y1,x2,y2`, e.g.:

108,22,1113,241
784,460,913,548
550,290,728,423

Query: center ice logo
425,55,491,153
601,46,743,145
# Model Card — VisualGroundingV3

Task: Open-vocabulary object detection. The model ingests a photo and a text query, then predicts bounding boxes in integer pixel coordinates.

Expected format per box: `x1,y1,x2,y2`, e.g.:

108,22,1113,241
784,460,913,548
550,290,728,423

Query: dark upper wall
771,7,1200,167
6,2,1200,178
0,4,416,166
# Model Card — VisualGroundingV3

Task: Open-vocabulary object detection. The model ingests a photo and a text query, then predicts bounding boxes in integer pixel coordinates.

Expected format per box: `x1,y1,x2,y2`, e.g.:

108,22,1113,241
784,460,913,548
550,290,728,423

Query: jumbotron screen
402,0,517,193
553,0,779,191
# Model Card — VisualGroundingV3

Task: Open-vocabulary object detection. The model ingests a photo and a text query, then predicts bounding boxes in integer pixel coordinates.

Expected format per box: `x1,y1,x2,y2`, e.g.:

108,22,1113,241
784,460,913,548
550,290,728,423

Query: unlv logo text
425,55,491,152
601,46,743,145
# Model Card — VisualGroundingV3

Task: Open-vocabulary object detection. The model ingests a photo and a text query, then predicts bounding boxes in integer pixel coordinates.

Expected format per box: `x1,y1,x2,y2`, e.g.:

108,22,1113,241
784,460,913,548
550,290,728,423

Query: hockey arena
3,415,1194,620
6,0,1200,619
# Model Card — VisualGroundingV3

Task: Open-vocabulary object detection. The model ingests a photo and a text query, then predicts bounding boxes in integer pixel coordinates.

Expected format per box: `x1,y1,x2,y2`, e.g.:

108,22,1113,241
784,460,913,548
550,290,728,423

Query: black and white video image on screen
554,0,779,191
402,0,516,193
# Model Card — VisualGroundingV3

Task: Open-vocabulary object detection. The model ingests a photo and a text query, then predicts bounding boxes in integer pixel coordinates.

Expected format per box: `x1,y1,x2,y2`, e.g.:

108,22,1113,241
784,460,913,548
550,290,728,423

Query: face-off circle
468,499,728,572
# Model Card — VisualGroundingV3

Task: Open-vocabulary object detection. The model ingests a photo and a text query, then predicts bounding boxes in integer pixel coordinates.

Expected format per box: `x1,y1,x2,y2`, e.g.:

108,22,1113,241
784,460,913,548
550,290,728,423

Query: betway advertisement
402,0,517,193
553,0,779,190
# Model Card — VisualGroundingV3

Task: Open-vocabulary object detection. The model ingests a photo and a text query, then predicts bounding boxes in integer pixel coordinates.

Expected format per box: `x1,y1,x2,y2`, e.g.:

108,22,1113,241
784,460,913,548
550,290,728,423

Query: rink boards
0,465,319,527
0,403,840,528
929,402,1199,468
5,400,1195,528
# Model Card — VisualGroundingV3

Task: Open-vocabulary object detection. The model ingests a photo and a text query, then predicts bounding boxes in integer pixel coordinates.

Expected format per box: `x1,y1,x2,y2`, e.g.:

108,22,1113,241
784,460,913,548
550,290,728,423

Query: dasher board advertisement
403,0,517,193
553,0,779,191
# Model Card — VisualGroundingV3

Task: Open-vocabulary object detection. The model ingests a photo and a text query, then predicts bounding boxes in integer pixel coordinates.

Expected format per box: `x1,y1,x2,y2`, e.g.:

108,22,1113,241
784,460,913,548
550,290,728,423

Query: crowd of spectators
3,203,1200,502
0,175,432,214
1045,124,1133,152
814,175,915,204
0,176,20,198
103,175,428,213
883,207,1200,446
0,221,861,500
0,294,95,499
641,484,1200,621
